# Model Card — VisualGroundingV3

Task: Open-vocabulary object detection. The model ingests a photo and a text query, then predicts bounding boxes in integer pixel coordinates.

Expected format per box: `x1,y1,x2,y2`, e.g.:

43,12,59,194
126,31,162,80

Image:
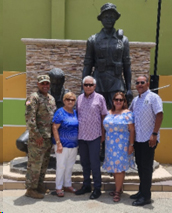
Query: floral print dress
103,111,135,173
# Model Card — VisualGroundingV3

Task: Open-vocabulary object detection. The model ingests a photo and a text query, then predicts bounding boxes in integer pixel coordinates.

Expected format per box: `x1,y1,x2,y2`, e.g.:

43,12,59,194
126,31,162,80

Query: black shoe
130,191,142,199
89,188,101,199
75,185,91,195
132,197,151,206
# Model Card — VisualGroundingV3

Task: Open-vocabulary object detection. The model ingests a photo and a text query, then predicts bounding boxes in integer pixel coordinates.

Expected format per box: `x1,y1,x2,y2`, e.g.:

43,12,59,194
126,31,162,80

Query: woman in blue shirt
52,92,78,197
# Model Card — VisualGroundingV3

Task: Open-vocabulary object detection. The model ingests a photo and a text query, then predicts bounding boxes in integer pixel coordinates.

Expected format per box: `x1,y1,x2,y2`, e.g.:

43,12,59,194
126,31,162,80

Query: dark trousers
134,141,158,199
78,137,101,189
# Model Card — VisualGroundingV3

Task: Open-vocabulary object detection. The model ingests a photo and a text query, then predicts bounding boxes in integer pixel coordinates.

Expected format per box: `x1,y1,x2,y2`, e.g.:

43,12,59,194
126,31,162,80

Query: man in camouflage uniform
25,75,56,199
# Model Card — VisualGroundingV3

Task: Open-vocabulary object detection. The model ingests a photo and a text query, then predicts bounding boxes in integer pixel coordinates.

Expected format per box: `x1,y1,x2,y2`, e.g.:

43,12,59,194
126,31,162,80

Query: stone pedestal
21,38,155,97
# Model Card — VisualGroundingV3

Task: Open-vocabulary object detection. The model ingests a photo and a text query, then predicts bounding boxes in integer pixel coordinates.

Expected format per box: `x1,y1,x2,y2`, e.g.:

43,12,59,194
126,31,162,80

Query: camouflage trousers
25,137,52,189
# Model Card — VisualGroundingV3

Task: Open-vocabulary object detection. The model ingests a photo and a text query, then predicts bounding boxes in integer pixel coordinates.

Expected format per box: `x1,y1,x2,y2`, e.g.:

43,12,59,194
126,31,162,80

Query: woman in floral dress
103,92,135,202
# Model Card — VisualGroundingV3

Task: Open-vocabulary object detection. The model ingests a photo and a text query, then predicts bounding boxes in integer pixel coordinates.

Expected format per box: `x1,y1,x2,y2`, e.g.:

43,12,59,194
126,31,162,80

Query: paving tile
123,184,139,191
3,182,25,190
104,183,115,191
151,184,162,191
163,185,172,191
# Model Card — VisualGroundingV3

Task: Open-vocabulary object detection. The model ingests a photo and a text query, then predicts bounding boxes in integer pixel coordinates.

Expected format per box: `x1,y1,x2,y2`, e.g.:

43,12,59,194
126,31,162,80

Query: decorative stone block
21,38,155,97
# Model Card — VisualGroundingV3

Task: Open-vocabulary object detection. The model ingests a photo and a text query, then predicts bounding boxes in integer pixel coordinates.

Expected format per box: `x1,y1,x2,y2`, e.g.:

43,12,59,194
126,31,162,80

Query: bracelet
152,132,158,136
129,144,134,147
56,141,61,145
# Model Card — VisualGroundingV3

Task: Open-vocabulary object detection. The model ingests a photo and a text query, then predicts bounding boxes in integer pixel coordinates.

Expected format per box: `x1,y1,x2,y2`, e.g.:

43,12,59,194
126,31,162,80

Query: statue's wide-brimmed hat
37,75,50,83
97,3,121,21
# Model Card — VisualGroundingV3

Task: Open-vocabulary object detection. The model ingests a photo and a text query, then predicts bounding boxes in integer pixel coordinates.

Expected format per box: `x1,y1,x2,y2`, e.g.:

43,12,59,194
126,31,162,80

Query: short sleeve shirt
129,89,163,142
52,107,78,148
76,91,108,141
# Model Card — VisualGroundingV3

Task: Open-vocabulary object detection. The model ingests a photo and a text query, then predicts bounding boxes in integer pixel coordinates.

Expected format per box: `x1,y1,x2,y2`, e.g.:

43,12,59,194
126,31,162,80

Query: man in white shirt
129,75,163,206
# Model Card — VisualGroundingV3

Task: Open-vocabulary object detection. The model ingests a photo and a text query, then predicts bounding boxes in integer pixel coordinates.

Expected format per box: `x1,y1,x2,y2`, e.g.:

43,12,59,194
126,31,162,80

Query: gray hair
82,76,96,84
137,75,149,82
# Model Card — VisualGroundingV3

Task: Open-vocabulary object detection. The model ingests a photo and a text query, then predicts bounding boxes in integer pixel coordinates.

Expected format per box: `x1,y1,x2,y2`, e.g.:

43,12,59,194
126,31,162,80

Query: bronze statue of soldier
83,3,133,109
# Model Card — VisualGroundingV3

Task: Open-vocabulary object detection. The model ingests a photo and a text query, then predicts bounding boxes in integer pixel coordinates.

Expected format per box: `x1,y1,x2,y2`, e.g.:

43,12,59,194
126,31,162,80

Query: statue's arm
122,36,131,90
82,36,95,79
122,36,133,102
123,65,132,91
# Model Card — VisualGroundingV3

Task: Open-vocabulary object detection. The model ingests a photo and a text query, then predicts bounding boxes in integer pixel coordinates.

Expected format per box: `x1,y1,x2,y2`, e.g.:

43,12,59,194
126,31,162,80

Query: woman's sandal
113,191,121,202
109,189,123,196
56,190,64,197
63,187,76,193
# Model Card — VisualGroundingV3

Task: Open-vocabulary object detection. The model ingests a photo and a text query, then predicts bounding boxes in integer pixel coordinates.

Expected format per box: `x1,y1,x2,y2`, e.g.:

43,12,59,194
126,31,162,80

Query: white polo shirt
129,89,163,142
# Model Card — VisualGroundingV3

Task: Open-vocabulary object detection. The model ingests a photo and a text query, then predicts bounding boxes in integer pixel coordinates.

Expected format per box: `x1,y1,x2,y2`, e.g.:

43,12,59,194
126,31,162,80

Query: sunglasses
113,98,124,102
136,81,146,85
65,98,75,102
83,84,94,87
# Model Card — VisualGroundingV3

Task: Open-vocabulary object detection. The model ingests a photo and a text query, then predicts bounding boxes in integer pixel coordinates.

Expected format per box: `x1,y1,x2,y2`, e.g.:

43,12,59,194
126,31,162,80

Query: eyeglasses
136,81,146,85
65,98,75,102
40,82,50,85
83,84,94,87
113,98,124,102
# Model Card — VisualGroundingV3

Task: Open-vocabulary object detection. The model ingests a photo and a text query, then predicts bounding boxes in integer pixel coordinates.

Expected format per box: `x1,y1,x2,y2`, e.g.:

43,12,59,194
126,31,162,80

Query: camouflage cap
37,75,50,83
97,3,121,21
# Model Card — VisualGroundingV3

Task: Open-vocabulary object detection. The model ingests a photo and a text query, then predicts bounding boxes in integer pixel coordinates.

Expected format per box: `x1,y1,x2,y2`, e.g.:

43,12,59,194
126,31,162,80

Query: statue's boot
25,188,44,199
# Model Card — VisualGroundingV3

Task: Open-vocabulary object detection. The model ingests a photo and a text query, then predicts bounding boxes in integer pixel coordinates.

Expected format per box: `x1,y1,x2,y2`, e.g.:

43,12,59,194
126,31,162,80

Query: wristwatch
152,132,158,136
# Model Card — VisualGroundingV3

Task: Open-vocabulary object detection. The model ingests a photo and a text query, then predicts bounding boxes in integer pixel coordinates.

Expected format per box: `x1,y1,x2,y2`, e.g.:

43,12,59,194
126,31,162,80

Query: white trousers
54,145,78,190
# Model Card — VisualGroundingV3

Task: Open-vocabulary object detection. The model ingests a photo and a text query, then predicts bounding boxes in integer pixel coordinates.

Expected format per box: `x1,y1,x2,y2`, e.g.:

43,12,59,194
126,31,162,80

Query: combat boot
37,185,50,194
25,188,44,199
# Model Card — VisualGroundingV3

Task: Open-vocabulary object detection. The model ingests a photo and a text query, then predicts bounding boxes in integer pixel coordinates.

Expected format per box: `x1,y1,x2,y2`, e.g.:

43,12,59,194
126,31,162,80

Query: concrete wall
0,74,2,163
155,76,172,163
3,71,26,162
0,0,3,74
2,0,51,73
